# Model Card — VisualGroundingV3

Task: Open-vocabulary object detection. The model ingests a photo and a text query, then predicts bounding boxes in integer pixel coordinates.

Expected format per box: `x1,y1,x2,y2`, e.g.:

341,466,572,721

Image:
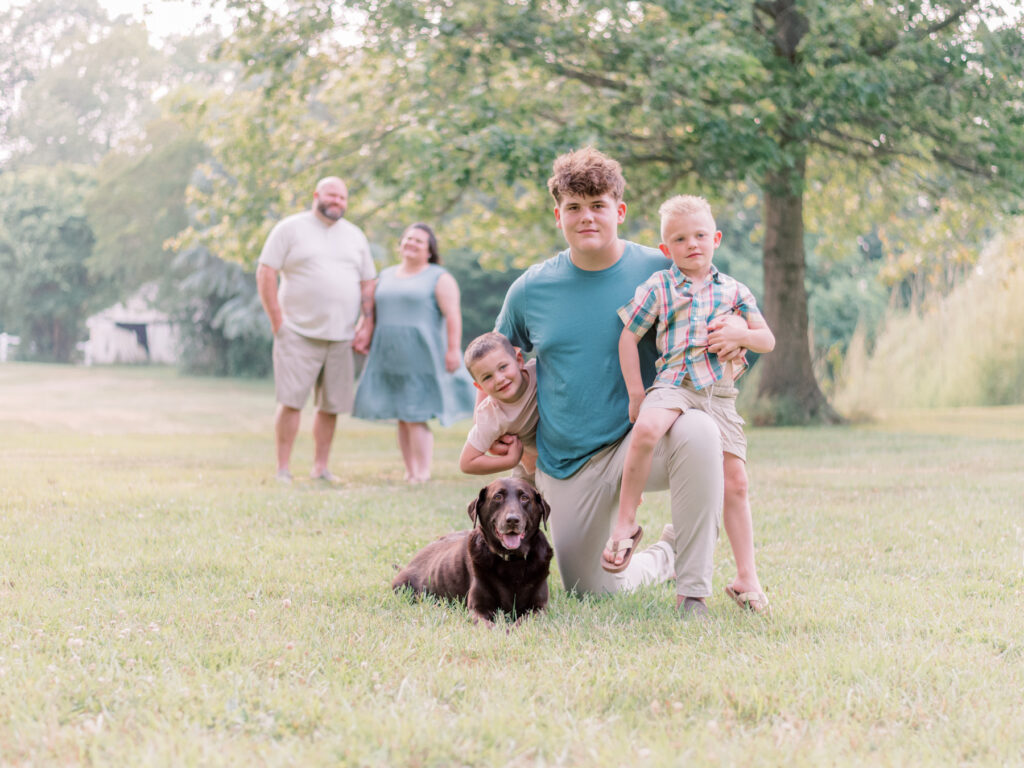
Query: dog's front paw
469,610,497,628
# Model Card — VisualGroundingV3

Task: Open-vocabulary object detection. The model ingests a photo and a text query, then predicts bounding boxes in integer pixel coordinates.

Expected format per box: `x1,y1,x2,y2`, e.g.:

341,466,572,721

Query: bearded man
256,176,377,483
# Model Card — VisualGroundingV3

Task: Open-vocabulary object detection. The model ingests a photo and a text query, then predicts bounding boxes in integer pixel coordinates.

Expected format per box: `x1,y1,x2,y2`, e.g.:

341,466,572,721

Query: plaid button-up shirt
617,264,765,391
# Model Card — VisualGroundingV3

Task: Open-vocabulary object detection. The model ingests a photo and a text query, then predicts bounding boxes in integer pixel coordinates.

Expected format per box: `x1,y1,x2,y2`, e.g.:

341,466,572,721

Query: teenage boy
460,331,538,481
604,195,775,614
493,147,725,616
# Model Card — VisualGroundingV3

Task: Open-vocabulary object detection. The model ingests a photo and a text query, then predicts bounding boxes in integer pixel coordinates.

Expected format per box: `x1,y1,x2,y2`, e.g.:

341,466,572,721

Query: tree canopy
5,0,1023,405
0,0,241,365
0,0,176,167
85,117,206,292
186,0,1024,422
0,166,100,361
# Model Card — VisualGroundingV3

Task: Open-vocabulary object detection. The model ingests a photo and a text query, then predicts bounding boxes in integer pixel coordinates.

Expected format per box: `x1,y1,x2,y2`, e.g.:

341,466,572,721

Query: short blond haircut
658,195,716,241
547,147,625,204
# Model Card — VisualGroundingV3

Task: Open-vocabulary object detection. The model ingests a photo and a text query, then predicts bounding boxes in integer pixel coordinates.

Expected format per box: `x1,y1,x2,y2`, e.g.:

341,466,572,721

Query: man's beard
317,201,344,221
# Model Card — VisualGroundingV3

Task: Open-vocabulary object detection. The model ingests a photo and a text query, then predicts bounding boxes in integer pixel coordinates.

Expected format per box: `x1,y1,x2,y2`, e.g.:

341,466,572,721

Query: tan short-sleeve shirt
466,358,539,453
258,211,376,341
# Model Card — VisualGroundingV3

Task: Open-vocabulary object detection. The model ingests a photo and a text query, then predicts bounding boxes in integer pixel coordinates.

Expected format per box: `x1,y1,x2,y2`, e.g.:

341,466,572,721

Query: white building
80,284,178,365
0,333,19,362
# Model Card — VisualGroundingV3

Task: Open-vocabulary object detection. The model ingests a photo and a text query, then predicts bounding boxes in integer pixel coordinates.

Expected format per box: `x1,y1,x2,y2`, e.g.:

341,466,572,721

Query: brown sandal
601,526,644,573
724,585,771,615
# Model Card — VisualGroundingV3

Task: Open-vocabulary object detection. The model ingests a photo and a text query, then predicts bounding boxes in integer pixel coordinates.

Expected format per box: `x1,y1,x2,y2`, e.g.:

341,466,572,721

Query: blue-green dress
353,264,476,426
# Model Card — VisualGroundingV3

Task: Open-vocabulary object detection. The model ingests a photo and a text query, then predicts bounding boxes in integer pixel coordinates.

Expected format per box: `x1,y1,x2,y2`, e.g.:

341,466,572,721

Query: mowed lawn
0,363,1021,767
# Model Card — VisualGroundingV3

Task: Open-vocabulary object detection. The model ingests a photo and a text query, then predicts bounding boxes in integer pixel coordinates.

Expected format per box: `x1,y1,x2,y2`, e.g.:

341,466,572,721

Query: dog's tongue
500,532,524,551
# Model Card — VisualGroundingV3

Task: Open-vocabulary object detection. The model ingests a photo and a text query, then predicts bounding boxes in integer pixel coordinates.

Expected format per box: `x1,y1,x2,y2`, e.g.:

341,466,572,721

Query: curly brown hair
546,147,625,204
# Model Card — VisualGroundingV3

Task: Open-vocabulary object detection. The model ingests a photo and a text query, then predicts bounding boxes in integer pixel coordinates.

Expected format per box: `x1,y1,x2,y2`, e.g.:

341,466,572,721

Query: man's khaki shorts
641,381,747,461
272,325,354,414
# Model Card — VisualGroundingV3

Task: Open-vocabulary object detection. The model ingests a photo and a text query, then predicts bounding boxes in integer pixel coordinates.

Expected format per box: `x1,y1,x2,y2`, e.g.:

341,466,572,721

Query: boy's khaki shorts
641,381,747,461
272,325,355,415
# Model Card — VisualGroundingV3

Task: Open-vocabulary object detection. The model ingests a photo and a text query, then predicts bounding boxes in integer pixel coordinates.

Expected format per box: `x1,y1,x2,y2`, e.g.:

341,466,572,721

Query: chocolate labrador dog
392,477,553,626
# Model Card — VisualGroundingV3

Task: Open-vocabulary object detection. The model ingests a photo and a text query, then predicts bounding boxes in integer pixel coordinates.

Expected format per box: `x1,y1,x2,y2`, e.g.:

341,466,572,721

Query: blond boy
605,195,775,614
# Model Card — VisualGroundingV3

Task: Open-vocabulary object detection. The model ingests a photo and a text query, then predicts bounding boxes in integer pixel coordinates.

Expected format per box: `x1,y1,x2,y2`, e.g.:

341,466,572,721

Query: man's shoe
310,469,340,484
680,597,709,620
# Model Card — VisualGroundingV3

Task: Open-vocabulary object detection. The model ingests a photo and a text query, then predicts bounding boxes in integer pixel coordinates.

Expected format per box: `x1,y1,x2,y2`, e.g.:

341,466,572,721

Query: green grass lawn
1,363,1021,767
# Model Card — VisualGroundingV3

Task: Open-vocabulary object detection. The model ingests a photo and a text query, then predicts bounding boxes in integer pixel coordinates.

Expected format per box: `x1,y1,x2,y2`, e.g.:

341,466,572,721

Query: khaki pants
536,409,723,598
272,325,355,414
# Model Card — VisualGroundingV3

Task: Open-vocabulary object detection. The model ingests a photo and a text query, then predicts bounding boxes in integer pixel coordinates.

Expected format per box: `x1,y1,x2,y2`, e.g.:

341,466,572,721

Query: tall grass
0,364,1022,766
835,223,1024,415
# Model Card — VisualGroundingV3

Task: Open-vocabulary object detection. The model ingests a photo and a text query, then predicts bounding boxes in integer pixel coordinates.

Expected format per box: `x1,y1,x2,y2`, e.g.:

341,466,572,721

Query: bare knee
632,417,668,451
723,455,748,504
276,405,301,429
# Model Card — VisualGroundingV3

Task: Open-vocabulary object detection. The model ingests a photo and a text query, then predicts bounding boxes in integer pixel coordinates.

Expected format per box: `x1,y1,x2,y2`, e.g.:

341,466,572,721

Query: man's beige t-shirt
466,358,539,453
258,211,376,341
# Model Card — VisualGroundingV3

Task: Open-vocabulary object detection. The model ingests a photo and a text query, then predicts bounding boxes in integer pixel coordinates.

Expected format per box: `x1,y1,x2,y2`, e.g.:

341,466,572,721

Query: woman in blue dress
353,223,475,483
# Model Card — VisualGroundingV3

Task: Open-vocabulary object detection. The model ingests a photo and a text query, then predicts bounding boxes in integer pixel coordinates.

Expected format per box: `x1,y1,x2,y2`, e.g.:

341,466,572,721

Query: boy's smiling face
554,192,626,259
659,210,722,281
469,348,527,404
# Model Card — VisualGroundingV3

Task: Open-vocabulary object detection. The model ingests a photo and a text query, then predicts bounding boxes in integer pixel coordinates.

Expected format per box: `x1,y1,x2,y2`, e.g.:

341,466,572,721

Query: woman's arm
435,272,463,372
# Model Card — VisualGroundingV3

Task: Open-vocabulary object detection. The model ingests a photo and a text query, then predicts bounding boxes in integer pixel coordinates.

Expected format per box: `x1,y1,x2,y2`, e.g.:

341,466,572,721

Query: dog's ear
534,488,551,528
467,486,488,524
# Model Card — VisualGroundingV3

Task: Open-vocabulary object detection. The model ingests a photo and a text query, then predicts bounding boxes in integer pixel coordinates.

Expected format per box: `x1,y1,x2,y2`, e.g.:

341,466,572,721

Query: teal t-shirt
495,241,668,479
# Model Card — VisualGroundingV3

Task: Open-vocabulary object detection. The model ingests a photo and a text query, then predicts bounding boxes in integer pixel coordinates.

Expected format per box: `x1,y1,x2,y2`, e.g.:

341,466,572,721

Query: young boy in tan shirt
459,332,538,482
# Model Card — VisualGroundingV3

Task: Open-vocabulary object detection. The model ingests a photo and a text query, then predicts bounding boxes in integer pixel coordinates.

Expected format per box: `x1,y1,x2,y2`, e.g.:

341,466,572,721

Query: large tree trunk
757,158,840,424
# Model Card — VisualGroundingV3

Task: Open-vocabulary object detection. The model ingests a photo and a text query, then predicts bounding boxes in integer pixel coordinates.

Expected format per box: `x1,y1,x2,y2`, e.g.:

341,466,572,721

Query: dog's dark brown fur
392,478,553,626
